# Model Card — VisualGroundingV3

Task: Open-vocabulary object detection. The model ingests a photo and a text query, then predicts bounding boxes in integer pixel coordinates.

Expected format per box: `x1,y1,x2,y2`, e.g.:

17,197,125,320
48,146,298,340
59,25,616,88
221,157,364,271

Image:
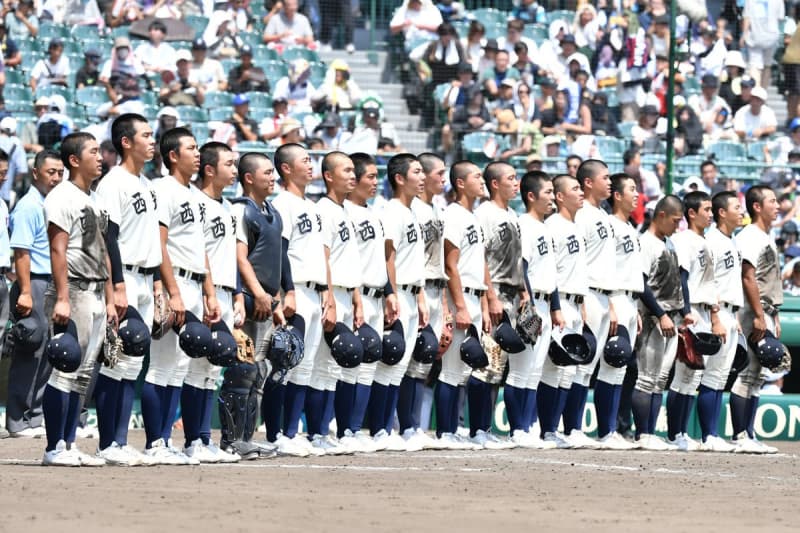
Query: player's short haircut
321,151,351,191
653,194,683,217
34,149,61,170
159,127,194,172
520,170,551,209
349,152,375,181
609,172,635,208
238,152,270,186
111,113,149,156
552,173,577,195
683,190,711,220
449,159,476,192
0,148,8,163
386,153,418,191
711,191,738,224
417,152,443,175
483,161,514,198
60,132,96,170
745,184,773,219
199,141,233,181
576,159,608,189
273,142,305,180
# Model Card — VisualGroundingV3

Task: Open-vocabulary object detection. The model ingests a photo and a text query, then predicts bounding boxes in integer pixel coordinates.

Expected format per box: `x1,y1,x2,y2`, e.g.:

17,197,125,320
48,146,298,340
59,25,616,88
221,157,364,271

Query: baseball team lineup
0,112,789,467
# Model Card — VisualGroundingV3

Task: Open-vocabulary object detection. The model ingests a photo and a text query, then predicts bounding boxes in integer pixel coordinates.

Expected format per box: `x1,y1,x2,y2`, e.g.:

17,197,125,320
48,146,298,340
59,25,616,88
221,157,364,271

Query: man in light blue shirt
0,117,29,204
4,149,63,437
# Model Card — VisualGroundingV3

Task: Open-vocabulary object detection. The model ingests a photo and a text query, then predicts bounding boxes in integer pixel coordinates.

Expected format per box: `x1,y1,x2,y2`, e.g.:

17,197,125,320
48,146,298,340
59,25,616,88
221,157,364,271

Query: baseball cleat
270,434,310,457
338,430,369,453
310,434,350,455
373,429,408,452
185,439,221,463
42,440,81,467
400,428,425,452
597,432,637,451
68,444,106,466
750,437,778,454
699,435,735,453
75,426,99,439
637,434,678,451
564,430,600,449
352,430,381,452
97,442,140,466
730,433,764,454
680,433,701,451
10,427,46,439
543,431,573,449
291,434,325,456
415,428,444,449
471,429,516,450
120,444,156,465
145,438,197,465
205,441,241,463
436,432,474,450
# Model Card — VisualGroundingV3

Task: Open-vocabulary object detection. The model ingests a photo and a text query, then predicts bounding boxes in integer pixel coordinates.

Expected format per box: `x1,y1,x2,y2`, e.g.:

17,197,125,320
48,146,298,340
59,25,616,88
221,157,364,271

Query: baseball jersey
640,231,684,313
443,202,487,291
734,223,783,308
95,165,161,268
672,229,716,305
0,197,9,269
272,190,326,285
609,215,644,293
44,180,109,281
706,226,744,307
195,187,237,290
383,198,425,287
151,175,206,275
544,212,587,296
411,197,446,281
10,187,51,275
575,202,616,291
475,200,522,287
317,196,361,289
518,213,557,294
344,199,387,289
232,198,283,296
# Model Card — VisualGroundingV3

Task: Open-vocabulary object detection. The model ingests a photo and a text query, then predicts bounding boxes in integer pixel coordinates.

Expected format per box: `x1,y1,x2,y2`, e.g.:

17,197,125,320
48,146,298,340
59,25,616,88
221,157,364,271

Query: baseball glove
475,332,507,385
438,314,454,359
151,289,176,340
776,344,793,375
677,328,705,370
101,323,123,368
233,328,256,365
516,300,542,345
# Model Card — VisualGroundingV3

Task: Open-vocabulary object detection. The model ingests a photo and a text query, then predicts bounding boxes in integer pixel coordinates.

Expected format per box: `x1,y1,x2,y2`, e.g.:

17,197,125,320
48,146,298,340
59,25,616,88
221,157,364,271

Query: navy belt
563,293,584,305
175,268,205,283
303,282,328,292
68,278,106,292
214,284,235,293
531,291,550,302
425,279,447,290
362,286,385,298
125,264,158,276
590,287,612,296
400,284,421,295
720,302,740,313
464,287,486,298
30,273,52,280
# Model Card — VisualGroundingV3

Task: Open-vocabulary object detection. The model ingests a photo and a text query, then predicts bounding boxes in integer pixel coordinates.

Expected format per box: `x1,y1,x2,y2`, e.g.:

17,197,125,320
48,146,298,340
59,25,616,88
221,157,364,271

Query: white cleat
543,431,573,449
351,430,380,452
338,430,367,453
291,434,325,456
120,444,156,465
699,435,735,453
42,440,81,467
730,432,764,454
10,426,46,439
310,434,350,455
68,444,106,466
564,430,600,449
471,429,516,450
597,432,637,451
97,442,140,466
680,433,701,451
205,441,241,463
167,439,200,465
75,426,99,439
436,432,469,450
145,438,198,465
270,433,309,457
400,428,425,452
637,434,678,451
413,428,441,450
373,429,408,452
184,439,220,464
751,437,778,454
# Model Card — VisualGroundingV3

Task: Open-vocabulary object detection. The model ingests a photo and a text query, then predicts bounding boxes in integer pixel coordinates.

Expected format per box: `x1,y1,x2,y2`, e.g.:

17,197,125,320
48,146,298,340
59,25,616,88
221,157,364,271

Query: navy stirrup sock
200,389,215,444
64,391,83,444
114,379,136,446
304,387,326,437
536,383,559,435
383,385,400,434
351,383,371,432
140,382,162,447
696,385,716,440
180,384,204,447
593,380,615,439
631,388,652,438
503,384,525,433
42,385,68,451
666,389,680,440
563,383,588,434
367,383,388,436
522,388,538,430
261,382,285,443
434,381,458,437
648,391,664,435
397,375,417,433
729,392,749,438
93,374,118,450
161,385,182,442
282,382,306,438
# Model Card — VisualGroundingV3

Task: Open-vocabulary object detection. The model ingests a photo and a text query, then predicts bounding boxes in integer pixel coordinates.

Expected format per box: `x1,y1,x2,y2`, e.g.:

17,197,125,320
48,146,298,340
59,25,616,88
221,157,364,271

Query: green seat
708,141,747,161
484,22,506,40
472,8,508,27
71,25,104,41
183,15,209,39
141,104,159,120
175,105,208,122
209,107,233,121
245,91,271,109
618,121,637,138
203,91,236,109
674,155,706,176
140,91,159,107
263,60,289,86
308,62,327,87
282,47,320,64
683,76,701,93
239,31,262,48
66,102,87,120
595,137,625,158
598,88,619,108
523,24,548,45
21,51,45,70
110,26,130,40
39,23,70,41
547,10,575,25
5,69,26,86
76,86,110,106
250,108,273,122
253,45,279,62
747,140,769,161
5,100,34,113
4,85,33,102
16,38,41,54
220,58,238,75
189,122,210,144
35,85,73,100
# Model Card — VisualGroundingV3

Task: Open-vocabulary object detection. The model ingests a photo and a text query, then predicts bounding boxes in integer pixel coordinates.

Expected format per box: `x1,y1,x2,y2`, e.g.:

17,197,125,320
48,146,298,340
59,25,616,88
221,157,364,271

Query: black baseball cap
192,38,207,50
701,73,719,88
240,44,253,56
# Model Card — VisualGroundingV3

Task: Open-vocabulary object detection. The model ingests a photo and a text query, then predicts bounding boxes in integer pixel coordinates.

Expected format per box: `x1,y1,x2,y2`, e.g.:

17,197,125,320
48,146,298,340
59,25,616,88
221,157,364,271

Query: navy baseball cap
232,93,250,106
11,310,46,352
192,38,207,50
118,306,150,357
174,311,214,359
460,324,489,369
381,320,406,366
493,311,526,354
46,319,82,373
603,325,632,368
208,321,238,367
549,325,592,366
354,322,382,363
412,324,438,364
582,325,597,359
324,322,363,368
240,44,253,56
748,330,783,370
732,332,748,373
690,330,723,355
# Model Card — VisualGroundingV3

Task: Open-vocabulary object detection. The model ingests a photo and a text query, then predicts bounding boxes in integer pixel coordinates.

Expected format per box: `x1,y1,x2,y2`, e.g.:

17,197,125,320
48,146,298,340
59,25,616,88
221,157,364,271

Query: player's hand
204,294,221,324
106,305,118,331
15,291,33,317
322,298,336,332
488,296,503,326
253,290,273,321
659,314,676,338
53,299,70,326
637,313,642,335
233,297,245,328
482,308,491,334
113,283,128,320
354,302,365,329
775,316,781,339
518,290,529,306
455,306,471,330
752,316,767,342
272,304,286,326
711,316,727,344
282,290,296,318
551,310,565,331
418,300,429,328
682,313,697,327
169,293,186,327
384,294,399,324
608,306,618,337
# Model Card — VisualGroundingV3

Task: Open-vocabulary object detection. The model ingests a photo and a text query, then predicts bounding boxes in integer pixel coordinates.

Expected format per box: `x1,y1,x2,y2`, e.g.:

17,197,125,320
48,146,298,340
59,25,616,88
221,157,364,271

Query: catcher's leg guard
218,362,258,448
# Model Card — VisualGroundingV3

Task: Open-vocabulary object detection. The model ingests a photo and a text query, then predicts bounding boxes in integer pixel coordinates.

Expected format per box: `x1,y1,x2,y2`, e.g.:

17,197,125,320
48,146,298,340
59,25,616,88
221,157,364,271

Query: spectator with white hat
733,85,777,140
0,116,27,203
20,96,50,156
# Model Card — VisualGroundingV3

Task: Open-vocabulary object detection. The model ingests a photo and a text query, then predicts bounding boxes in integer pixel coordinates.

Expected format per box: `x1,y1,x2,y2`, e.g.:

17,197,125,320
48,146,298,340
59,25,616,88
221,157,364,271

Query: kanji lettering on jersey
537,235,549,256
724,250,735,269
179,202,195,224
297,213,312,234
150,190,157,210
211,216,225,239
131,192,147,215
497,221,510,242
566,235,580,254
358,220,375,241
406,223,418,243
596,221,608,240
316,213,322,231
198,203,206,223
622,235,635,253
698,250,707,269
466,224,479,245
338,221,351,242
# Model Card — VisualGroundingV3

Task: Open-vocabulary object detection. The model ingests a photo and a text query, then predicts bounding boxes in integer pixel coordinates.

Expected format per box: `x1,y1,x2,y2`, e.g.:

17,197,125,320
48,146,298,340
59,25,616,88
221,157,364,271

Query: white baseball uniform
96,166,161,382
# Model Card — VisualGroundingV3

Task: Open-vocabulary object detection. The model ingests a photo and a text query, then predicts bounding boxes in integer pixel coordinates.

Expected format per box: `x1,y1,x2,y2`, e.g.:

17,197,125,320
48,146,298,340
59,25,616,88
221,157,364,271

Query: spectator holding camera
159,50,205,107
5,0,38,40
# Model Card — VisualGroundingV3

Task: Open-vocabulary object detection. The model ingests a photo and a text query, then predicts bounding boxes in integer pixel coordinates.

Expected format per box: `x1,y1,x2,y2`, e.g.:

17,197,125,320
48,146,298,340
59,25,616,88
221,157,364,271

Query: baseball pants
596,292,639,386
342,291,383,386
373,288,419,387
405,285,444,380
145,276,204,388
506,295,551,391
635,312,680,394
285,284,324,387
700,306,738,391
732,308,776,399
670,307,712,396
184,288,233,391
438,292,482,387
539,299,583,390
310,287,354,391
573,290,611,387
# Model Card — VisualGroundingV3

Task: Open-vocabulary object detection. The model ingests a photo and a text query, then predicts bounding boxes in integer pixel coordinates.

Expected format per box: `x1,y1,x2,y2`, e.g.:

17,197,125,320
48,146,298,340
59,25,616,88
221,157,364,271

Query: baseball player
339,152,393,452
633,195,692,451
313,151,364,455
93,113,160,466
696,191,743,453
436,160,497,450
537,174,588,449
667,191,715,452
181,141,243,463
226,152,302,457
514,171,558,449
400,152,447,450
5,150,63,438
141,127,220,464
369,153,427,451
730,184,781,453
563,160,614,449
41,132,112,466
470,161,524,449
271,143,330,455
0,151,9,439
593,173,642,450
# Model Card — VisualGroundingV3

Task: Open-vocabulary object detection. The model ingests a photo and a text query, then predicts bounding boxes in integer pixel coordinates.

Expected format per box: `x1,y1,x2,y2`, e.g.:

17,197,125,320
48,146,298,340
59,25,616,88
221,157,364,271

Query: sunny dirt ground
0,431,797,533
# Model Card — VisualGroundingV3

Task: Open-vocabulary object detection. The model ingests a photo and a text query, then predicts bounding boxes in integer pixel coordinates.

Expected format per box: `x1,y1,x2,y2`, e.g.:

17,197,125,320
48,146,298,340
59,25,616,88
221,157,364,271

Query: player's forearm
236,242,266,296
104,254,114,306
106,220,124,285
13,249,32,294
202,254,215,297
445,268,466,311
742,268,765,318
280,238,294,292
484,262,499,304
158,243,181,298
385,243,398,292
50,243,69,301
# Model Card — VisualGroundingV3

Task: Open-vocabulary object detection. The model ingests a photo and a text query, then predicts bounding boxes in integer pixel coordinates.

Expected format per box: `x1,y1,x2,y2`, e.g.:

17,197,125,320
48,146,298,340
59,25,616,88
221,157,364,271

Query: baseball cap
701,73,718,88
231,93,250,106
84,48,101,59
493,311,526,354
10,310,46,353
784,245,800,259
240,44,253,56
725,50,746,69
457,62,473,74
363,107,380,118
740,75,756,89
192,38,207,50
46,319,81,373
354,323,382,364
324,322,363,368
412,325,439,364
500,78,517,89
790,117,800,132
318,111,341,128
751,86,768,101
272,96,288,107
35,96,50,107
173,311,213,359
175,49,192,63
118,306,150,357
208,320,238,367
114,36,131,49
642,104,660,115
539,77,556,87
483,38,499,51
279,118,302,136
682,175,705,191
0,116,16,133
460,324,489,369
560,34,576,45
381,320,406,366
157,106,180,120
